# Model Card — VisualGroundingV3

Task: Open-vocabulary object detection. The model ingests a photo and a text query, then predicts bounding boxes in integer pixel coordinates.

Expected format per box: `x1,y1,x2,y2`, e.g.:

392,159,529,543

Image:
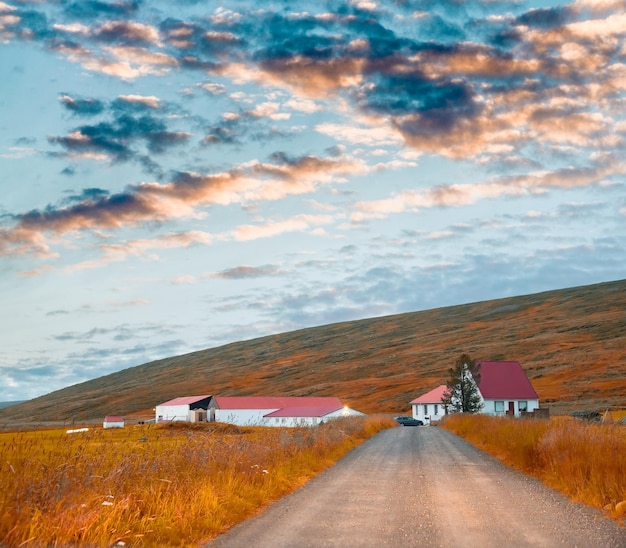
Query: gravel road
208,426,626,547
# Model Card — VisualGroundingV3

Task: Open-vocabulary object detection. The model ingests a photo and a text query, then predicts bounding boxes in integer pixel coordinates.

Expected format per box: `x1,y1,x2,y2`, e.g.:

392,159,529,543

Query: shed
103,416,124,428
155,395,212,423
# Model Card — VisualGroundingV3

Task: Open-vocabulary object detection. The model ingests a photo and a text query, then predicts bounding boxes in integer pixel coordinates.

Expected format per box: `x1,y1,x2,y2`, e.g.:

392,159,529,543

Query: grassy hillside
1,279,625,427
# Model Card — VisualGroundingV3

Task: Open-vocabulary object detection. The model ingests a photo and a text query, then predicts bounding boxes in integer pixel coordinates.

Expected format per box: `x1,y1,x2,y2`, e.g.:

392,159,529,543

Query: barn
411,360,540,420
155,395,212,423
103,416,124,428
210,396,365,427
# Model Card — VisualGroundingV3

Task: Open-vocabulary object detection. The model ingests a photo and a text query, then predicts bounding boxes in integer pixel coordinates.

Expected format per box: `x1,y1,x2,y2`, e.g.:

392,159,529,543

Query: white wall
214,408,279,426
481,399,539,417
324,407,365,419
412,402,446,424
103,421,124,428
155,404,189,422
214,407,365,427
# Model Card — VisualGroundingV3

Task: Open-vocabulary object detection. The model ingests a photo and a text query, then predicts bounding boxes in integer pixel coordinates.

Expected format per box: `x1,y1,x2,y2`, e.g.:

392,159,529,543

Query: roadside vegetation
1,415,395,547
441,414,626,519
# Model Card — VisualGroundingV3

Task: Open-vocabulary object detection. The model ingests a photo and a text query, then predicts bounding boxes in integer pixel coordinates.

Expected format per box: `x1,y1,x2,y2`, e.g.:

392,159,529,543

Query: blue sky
1,0,625,401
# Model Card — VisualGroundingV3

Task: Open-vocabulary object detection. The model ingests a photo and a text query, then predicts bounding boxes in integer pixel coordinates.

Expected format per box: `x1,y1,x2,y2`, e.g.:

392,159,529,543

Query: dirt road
208,426,626,547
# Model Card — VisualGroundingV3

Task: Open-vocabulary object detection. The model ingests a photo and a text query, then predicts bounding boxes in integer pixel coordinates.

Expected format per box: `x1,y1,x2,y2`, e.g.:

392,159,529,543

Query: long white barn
155,395,365,427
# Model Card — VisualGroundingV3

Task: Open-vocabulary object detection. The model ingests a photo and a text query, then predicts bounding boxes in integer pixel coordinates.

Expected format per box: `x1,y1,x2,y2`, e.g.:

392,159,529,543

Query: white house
210,396,365,427
103,415,124,428
411,360,540,421
155,395,213,423
410,385,448,425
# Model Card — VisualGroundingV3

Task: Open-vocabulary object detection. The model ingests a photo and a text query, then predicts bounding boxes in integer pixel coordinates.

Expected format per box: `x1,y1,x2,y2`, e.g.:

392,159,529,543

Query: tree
441,354,483,413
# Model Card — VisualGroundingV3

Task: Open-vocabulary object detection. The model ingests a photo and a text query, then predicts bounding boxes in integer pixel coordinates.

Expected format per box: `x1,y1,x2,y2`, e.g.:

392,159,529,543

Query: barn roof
410,385,448,404
213,396,343,411
158,395,211,406
104,415,124,422
476,361,538,399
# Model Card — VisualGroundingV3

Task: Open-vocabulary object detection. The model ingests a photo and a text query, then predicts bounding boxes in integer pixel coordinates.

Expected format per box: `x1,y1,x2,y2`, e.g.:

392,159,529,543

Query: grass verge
441,414,626,520
1,415,395,547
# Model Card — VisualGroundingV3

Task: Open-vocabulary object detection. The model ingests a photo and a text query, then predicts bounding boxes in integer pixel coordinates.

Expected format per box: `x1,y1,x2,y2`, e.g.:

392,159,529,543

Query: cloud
94,20,160,45
59,94,105,116
211,265,287,279
49,110,191,165
50,41,177,80
3,1,622,166
231,214,334,241
315,122,402,147
115,94,162,109
352,159,626,222
66,230,213,271
0,153,363,258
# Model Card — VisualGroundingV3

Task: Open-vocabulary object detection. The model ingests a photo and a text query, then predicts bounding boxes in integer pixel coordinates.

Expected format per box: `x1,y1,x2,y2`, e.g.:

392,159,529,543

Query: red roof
476,361,538,399
158,395,211,406
213,396,343,411
265,404,343,418
104,416,124,422
410,385,448,404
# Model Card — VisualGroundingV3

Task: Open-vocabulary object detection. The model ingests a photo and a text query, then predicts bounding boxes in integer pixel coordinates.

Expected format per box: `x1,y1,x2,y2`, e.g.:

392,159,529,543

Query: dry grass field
0,279,624,428
0,416,395,547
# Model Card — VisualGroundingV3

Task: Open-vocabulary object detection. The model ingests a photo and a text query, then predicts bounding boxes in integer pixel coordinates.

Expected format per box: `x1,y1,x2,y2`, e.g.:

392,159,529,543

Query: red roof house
475,360,539,416
410,360,540,420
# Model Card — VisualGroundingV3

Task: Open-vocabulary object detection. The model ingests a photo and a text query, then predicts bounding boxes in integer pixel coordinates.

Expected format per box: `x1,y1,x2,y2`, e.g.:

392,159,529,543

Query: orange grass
441,414,626,518
1,416,395,547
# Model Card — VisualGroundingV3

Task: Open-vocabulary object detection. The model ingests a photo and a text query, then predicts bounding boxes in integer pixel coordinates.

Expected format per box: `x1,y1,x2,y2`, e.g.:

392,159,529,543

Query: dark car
395,416,423,426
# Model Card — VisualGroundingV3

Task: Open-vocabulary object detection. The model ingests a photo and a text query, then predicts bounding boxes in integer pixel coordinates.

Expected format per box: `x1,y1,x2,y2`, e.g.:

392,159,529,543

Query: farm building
155,395,212,423
410,385,448,425
103,416,124,428
210,396,365,427
411,360,539,420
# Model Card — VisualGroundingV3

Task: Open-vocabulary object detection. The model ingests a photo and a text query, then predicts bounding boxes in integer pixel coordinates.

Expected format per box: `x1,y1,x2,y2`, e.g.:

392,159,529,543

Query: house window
423,404,428,416
519,401,528,412
494,401,504,413
434,404,438,415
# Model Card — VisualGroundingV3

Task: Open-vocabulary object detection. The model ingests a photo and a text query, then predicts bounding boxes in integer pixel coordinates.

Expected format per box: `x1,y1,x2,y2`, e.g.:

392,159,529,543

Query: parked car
395,416,423,426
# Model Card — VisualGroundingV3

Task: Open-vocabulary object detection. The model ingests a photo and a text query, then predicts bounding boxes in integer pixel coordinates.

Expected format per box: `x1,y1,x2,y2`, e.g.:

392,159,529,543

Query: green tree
441,354,483,413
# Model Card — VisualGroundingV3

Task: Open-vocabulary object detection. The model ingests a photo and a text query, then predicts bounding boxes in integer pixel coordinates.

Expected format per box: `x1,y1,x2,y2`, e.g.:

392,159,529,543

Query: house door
508,402,515,416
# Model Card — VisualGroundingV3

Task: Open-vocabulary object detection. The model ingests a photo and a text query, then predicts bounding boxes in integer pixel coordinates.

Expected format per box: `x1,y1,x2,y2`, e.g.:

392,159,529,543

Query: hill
1,279,625,428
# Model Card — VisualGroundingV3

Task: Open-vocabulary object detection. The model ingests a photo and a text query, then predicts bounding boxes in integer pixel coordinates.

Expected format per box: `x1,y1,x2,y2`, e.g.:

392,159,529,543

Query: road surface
208,426,626,547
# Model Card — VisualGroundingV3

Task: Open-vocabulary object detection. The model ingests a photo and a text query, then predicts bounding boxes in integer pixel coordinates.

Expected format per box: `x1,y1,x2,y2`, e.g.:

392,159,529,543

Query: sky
1,0,625,402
